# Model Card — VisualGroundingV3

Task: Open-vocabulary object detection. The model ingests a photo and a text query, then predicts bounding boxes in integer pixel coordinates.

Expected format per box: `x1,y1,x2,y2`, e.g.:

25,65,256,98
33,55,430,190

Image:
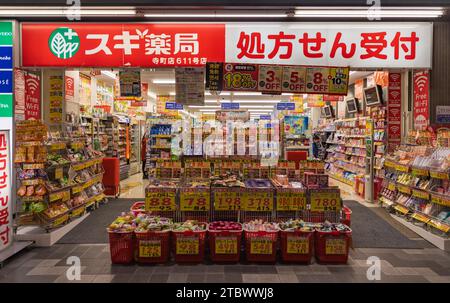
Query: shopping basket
208,223,243,263
341,206,352,227
314,227,352,264
134,230,171,264
280,229,314,263
172,227,207,263
108,230,135,264
244,229,279,263
130,201,146,217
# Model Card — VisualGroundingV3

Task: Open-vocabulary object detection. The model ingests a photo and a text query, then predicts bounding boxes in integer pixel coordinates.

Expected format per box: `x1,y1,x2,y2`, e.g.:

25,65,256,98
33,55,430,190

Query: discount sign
282,66,307,93
176,237,199,255
310,189,341,212
258,65,282,94
139,240,162,258
223,63,258,91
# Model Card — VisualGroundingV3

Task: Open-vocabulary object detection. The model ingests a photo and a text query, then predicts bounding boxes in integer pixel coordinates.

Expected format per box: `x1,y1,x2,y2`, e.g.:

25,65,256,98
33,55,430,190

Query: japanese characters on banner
175,67,204,105
290,95,304,113
387,72,402,152
64,75,75,103
306,94,325,107
413,70,429,130
0,130,12,252
119,70,141,97
14,69,25,120
79,73,91,105
49,75,63,124
206,63,349,95
24,72,41,120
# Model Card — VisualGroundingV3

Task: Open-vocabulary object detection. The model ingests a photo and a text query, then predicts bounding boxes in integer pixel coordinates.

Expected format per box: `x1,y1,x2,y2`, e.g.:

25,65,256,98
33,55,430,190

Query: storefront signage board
0,130,12,252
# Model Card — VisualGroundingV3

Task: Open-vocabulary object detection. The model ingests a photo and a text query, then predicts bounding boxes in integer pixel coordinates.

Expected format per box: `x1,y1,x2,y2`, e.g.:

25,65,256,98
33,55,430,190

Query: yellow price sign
387,182,396,191
428,220,450,233
276,192,306,211
70,206,85,218
412,189,429,200
250,238,272,255
395,164,410,173
215,237,238,254
397,184,411,195
310,190,341,212
55,167,63,180
243,192,273,211
411,213,430,224
145,191,176,211
394,204,409,215
286,236,310,254
431,194,450,207
214,191,241,211
180,191,210,211
52,214,69,228
325,238,347,255
430,170,449,180
411,168,429,177
176,237,199,255
139,240,162,258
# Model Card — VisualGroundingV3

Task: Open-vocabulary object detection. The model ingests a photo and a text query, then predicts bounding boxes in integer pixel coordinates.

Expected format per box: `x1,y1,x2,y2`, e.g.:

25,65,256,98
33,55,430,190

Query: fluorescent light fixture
152,79,175,84
144,13,286,18
205,100,280,104
189,105,220,109
248,109,272,112
233,92,262,96
101,71,116,79
199,109,219,112
169,92,176,96
294,7,444,18
206,92,231,96
240,105,274,109
0,7,136,16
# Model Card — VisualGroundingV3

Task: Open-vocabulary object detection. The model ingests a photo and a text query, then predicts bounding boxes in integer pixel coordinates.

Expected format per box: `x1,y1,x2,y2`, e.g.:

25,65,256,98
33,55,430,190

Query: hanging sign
276,103,295,111
205,62,224,92
282,66,306,93
307,94,325,107
387,72,402,152
165,102,183,110
221,103,239,110
119,70,141,97
258,65,282,94
413,70,429,130
0,131,12,252
222,63,259,91
24,71,41,120
64,75,75,103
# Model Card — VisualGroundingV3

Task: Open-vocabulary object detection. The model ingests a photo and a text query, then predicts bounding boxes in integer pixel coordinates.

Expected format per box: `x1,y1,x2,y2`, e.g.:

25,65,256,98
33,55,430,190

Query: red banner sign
24,72,41,120
413,70,429,130
64,75,74,103
387,72,402,152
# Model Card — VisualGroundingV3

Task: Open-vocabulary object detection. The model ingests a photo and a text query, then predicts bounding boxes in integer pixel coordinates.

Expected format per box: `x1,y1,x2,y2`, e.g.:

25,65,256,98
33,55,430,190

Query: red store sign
387,72,402,152
0,130,12,252
413,70,430,130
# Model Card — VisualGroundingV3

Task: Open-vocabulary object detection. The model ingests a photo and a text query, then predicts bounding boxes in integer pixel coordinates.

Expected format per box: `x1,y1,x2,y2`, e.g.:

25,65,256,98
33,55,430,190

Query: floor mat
58,198,140,244
344,200,431,249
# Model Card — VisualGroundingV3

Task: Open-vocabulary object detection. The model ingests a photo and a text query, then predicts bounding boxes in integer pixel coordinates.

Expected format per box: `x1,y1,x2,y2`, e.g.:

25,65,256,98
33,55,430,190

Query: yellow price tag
397,184,411,195
214,191,241,211
243,192,273,211
428,220,450,233
52,214,68,228
412,168,429,177
250,238,272,255
176,237,199,255
395,164,410,173
55,167,63,180
411,213,430,224
310,190,341,212
387,182,396,191
277,192,306,211
70,206,85,218
394,204,410,215
145,191,176,211
139,240,162,258
430,171,449,180
325,238,347,255
412,189,429,200
215,237,237,254
180,191,210,211
431,193,450,207
286,236,310,254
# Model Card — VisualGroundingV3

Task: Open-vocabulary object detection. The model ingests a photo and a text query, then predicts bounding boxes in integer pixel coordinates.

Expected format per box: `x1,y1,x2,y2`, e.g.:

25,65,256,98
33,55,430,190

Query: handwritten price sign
328,67,349,94
310,190,341,212
214,191,242,211
215,237,238,254
176,237,199,255
139,240,161,258
276,192,306,211
286,236,310,254
250,238,272,255
325,238,347,255
145,191,176,211
180,191,210,211
243,192,273,211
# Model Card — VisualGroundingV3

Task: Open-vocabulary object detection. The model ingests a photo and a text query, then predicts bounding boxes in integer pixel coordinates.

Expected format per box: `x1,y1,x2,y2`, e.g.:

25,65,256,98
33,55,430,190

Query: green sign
0,22,12,45
48,27,80,59
0,94,12,117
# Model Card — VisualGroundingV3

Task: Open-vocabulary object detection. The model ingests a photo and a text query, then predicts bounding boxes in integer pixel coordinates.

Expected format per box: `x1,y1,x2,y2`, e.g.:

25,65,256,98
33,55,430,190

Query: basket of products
243,220,279,263
208,221,243,263
315,222,352,264
134,215,172,264
130,201,146,217
38,203,70,230
172,220,207,263
107,213,136,264
279,219,316,263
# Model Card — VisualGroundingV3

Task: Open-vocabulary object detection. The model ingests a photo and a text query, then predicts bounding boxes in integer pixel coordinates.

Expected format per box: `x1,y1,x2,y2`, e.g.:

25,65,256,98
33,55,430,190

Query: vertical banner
175,67,205,105
205,62,224,92
14,69,25,120
49,75,63,123
0,22,13,118
64,75,74,103
24,71,41,120
119,70,141,97
413,70,429,130
387,72,402,152
0,130,12,252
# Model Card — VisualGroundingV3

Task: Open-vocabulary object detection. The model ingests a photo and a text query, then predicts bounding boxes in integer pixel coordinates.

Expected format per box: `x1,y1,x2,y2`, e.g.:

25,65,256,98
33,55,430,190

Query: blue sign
165,102,183,110
0,70,12,93
221,103,240,110
260,115,271,120
276,102,295,110
0,47,12,69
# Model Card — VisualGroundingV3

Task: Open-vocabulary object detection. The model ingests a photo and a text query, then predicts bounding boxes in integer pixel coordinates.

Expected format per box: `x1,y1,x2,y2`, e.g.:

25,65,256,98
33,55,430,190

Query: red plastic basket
108,230,134,264
244,230,279,263
315,228,352,264
208,223,242,263
341,206,352,227
280,230,314,263
134,230,171,264
130,201,146,217
172,229,207,263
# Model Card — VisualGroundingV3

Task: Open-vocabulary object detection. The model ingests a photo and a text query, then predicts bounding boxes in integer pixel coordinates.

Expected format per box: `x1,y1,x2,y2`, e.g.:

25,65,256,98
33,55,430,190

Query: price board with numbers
214,190,242,211
328,67,350,94
325,238,347,255
258,65,282,94
214,236,238,254
243,191,274,211
139,240,162,258
430,170,449,180
145,190,176,211
180,190,210,211
250,238,273,255
176,236,199,255
286,235,310,254
310,189,341,212
276,190,306,211
281,66,306,93
223,63,258,91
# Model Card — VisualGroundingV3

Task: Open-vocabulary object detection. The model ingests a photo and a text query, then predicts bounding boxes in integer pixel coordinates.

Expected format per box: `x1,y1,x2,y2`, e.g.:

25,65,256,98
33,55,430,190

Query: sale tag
145,191,176,211
176,237,199,255
243,191,273,211
276,192,306,211
387,182,396,191
411,213,430,224
310,190,341,212
139,240,162,258
70,206,85,218
223,63,258,91
411,168,429,177
305,67,329,94
281,66,306,93
180,191,210,211
325,238,347,255
55,167,63,180
214,191,242,211
286,236,309,254
430,170,449,180
215,237,238,254
258,65,282,94
328,67,349,94
250,238,272,255
397,184,411,195
394,204,410,215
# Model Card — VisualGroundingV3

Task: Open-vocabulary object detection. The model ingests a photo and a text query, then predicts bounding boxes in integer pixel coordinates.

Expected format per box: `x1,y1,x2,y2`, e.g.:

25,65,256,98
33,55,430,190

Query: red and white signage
24,72,41,120
413,70,429,130
21,22,432,68
0,130,12,252
14,69,25,120
387,72,402,152
258,65,282,94
65,75,75,102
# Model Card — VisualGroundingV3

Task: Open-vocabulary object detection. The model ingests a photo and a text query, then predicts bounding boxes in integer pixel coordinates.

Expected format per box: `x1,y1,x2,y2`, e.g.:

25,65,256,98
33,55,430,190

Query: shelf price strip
139,240,162,258
310,189,341,212
145,191,176,211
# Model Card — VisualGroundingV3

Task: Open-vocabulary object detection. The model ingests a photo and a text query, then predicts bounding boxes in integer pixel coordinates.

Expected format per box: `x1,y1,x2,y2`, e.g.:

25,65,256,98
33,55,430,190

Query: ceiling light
0,7,136,16
189,105,220,109
233,92,262,96
169,92,176,96
101,71,116,79
206,92,231,96
294,8,444,18
152,79,175,84
144,13,286,18
240,105,274,109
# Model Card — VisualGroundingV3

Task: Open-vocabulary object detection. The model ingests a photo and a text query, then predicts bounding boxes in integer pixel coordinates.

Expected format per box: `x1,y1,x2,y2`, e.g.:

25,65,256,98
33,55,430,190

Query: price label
139,240,161,258
387,182,396,191
411,213,430,224
215,237,238,254
384,160,396,169
397,184,411,195
328,67,349,94
412,168,429,177
430,170,449,180
176,237,199,255
281,66,306,93
412,189,429,200
180,191,210,211
70,206,85,218
52,214,69,228
55,167,63,180
310,190,341,212
243,192,273,211
250,238,272,255
276,192,306,211
325,238,347,255
258,65,282,94
305,67,329,94
50,142,66,150
428,220,450,233
395,164,410,173
394,204,410,215
431,193,450,207
145,191,176,211
214,191,241,211
223,63,258,91
286,236,309,254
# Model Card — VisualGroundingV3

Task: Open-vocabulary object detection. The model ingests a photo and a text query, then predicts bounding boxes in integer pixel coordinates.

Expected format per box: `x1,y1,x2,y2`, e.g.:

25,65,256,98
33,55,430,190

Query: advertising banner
64,75,75,103
413,70,429,130
0,22,13,118
24,72,41,120
175,67,204,105
387,72,402,152
119,70,141,97
14,69,25,120
0,130,11,252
